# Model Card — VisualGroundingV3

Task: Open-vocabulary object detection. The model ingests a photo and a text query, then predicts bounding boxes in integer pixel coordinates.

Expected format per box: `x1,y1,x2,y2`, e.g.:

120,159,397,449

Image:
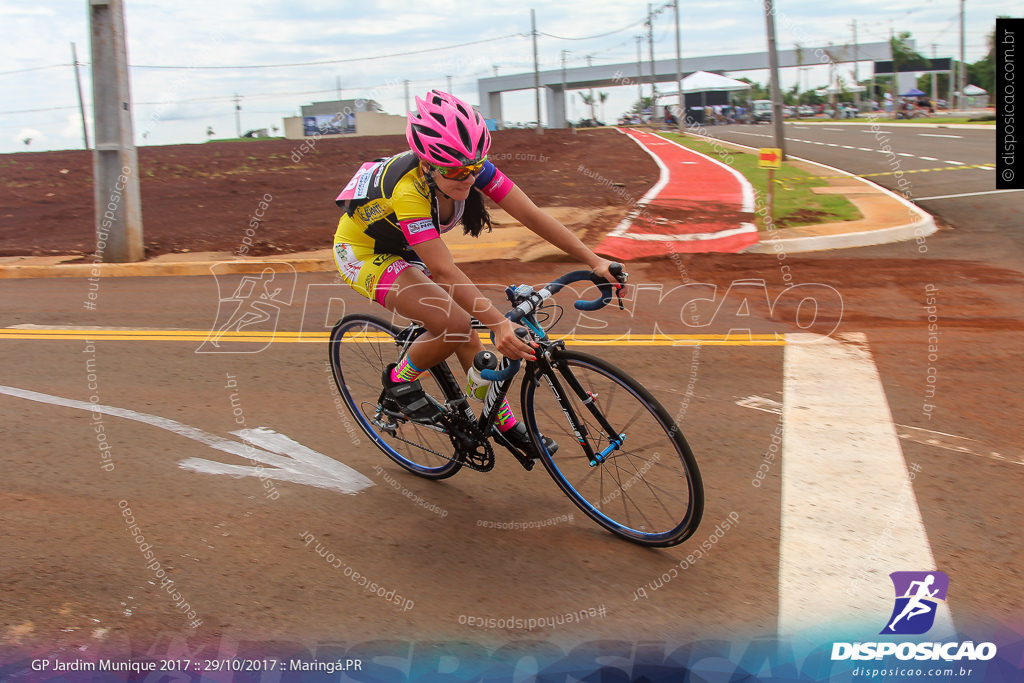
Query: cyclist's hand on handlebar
490,319,537,361
591,258,628,291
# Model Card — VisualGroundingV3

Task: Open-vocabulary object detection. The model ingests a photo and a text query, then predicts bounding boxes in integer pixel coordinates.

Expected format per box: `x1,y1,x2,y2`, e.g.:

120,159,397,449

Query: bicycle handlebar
480,263,626,383
507,263,625,323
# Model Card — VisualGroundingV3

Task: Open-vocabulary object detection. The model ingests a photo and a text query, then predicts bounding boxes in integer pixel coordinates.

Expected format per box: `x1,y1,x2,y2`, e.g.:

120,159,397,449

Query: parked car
751,100,773,123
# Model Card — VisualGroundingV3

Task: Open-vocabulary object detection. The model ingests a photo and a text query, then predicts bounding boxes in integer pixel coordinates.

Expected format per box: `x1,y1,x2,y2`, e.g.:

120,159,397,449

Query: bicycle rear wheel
329,314,463,479
521,349,703,546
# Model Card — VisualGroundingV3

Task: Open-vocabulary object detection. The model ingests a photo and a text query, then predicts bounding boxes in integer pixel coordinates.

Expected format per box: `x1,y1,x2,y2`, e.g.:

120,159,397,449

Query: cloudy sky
0,0,1012,154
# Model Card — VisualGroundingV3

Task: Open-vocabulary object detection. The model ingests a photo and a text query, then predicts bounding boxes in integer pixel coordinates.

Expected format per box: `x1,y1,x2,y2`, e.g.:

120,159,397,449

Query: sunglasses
431,159,485,181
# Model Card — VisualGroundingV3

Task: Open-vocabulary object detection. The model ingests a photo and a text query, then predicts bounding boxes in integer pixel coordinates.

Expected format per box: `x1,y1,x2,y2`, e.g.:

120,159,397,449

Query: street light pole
89,0,143,262
958,0,966,111
674,0,683,131
532,8,542,134
763,0,786,159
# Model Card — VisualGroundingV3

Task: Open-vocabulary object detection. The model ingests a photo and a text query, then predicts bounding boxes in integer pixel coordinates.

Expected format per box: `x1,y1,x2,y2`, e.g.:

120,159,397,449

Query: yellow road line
0,329,785,346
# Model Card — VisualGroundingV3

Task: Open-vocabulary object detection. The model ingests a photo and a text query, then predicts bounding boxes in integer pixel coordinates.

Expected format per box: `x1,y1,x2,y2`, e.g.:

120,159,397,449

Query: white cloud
0,0,1012,153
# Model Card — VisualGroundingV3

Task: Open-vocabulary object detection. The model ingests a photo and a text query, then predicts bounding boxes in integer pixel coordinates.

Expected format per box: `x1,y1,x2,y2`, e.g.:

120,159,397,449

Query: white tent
962,84,986,95
680,71,750,93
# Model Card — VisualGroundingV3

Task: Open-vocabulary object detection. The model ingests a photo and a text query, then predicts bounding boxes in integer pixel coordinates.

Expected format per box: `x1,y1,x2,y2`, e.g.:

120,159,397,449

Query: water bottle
466,351,498,402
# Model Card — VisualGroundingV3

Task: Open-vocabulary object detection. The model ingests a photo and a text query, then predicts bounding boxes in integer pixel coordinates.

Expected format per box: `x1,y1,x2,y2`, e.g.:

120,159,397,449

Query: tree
735,78,770,104
891,31,930,67
579,92,597,123
968,20,1002,93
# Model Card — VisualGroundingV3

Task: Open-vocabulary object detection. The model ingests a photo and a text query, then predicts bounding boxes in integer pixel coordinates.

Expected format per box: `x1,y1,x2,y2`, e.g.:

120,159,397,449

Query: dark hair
461,186,492,238
425,173,492,238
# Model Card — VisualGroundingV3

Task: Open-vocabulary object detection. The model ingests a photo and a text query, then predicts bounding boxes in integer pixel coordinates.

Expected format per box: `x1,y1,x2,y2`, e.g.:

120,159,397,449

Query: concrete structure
90,0,144,262
283,98,405,140
478,42,895,128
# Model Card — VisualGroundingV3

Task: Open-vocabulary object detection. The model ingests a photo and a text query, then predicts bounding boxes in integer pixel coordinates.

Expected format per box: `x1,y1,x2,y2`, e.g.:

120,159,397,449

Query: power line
127,34,525,70
539,18,645,41
0,64,69,76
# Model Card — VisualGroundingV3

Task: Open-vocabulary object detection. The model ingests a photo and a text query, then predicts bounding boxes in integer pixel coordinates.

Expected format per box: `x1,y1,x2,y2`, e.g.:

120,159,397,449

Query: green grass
657,132,863,231
802,116,993,125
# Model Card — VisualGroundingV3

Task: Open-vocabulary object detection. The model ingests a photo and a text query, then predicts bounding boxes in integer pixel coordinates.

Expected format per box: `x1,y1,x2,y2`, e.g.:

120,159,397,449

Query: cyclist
332,90,622,457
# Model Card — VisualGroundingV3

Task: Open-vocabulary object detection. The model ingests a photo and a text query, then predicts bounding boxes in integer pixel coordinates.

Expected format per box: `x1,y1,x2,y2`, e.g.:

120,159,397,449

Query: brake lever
614,268,628,311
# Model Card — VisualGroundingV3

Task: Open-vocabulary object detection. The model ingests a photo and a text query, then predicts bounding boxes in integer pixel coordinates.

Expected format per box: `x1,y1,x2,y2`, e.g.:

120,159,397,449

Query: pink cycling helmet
406,90,491,167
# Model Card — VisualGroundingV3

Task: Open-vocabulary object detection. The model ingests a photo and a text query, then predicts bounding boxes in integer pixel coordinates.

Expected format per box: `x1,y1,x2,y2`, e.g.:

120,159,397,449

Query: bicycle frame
390,298,626,471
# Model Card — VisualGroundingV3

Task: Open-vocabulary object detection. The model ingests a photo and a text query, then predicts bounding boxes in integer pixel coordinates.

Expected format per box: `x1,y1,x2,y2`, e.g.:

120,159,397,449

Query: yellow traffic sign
759,148,783,169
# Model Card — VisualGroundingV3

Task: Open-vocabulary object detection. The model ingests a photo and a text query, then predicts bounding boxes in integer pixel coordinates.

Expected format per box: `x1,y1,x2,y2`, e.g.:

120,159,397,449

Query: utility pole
958,0,966,111
89,0,143,263
404,79,410,114
532,8,542,134
71,42,90,150
561,50,568,128
674,0,683,131
636,36,644,106
233,94,242,137
931,44,938,104
852,19,861,109
446,75,452,94
763,0,786,158
889,26,898,119
647,4,656,101
587,55,596,123
336,75,341,100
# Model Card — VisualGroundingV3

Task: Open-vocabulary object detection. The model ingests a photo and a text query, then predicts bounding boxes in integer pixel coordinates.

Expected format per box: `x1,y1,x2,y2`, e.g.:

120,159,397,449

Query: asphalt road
704,122,1023,260
2,244,1021,678
2,125,1022,679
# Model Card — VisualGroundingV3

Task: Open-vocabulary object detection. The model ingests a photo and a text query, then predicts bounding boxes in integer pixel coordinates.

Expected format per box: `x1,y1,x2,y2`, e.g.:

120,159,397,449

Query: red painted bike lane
596,128,759,258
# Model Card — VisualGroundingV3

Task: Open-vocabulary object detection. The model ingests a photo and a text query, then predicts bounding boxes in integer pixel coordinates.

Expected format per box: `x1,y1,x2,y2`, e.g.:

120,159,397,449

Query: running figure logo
197,263,296,353
881,571,950,635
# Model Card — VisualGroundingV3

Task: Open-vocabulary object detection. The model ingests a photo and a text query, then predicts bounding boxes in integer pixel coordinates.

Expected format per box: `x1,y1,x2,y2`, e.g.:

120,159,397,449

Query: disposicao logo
881,570,949,635
831,570,997,663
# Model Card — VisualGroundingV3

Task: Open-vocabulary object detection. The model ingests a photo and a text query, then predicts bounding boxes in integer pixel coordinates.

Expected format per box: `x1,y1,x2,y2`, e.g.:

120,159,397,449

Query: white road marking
737,395,1022,466
896,425,1023,466
919,133,962,138
916,188,1024,201
858,147,875,152
609,131,756,241
778,333,953,637
919,156,940,161
943,160,965,165
0,385,373,495
897,153,916,157
735,395,783,414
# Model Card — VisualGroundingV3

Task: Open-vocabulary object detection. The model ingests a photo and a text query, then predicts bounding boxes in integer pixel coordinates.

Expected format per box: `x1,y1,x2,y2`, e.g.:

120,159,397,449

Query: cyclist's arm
495,185,620,285
411,238,536,360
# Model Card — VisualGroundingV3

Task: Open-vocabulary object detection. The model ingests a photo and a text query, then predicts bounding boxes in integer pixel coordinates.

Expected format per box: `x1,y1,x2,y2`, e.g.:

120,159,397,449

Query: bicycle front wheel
521,349,703,547
329,314,463,479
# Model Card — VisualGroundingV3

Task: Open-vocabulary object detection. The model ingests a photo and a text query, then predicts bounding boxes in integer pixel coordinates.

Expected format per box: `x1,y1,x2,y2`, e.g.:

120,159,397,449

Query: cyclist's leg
383,266,473,370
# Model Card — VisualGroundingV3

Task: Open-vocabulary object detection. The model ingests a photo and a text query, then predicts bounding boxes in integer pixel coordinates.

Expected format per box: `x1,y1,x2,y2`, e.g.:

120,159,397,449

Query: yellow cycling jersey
332,150,514,259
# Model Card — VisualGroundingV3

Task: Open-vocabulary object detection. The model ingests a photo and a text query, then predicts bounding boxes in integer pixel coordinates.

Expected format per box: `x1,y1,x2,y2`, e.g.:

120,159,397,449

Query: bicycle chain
370,403,495,473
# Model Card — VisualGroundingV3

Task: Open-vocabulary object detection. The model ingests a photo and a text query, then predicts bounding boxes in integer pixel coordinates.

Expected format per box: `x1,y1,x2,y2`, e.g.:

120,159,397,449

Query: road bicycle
328,266,703,547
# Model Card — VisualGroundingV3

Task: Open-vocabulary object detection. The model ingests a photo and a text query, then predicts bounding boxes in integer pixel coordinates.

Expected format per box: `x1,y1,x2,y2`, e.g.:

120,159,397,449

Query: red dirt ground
0,129,658,258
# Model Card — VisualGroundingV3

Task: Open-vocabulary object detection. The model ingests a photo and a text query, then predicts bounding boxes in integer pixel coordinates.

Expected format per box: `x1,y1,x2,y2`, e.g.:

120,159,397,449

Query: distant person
330,90,623,458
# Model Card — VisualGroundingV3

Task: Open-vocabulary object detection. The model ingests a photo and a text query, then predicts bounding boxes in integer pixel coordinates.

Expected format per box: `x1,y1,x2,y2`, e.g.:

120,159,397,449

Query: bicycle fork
537,357,626,467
